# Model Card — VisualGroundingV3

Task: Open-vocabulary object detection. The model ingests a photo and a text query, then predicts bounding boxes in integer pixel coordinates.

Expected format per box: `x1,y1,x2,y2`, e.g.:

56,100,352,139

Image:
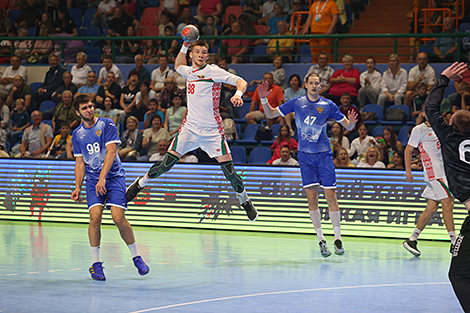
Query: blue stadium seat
82,27,101,46
248,147,272,165
233,102,251,123
30,82,42,93
69,8,82,29
444,84,456,98
39,101,56,113
419,43,434,55
251,45,267,63
235,123,241,140
42,119,53,128
371,125,386,137
230,146,246,164
296,45,311,63
261,123,281,144
382,105,409,125
85,46,101,63
8,9,21,25
235,124,262,145
82,8,97,30
397,126,410,147
362,104,383,124
28,27,36,37
5,141,10,154
147,0,160,6
139,121,145,130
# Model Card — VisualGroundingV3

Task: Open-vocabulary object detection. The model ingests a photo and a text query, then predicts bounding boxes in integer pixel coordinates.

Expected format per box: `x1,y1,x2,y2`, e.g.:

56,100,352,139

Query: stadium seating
39,101,56,113
362,104,383,124
82,27,101,47
141,7,159,28
223,6,243,25
28,27,36,37
248,147,271,164
254,25,267,36
85,46,101,63
233,103,251,123
30,82,42,94
236,124,262,145
81,8,97,30
230,146,246,164
260,123,281,145
371,125,386,137
296,45,311,63
382,105,409,125
8,9,21,25
42,119,53,128
397,126,410,147
69,8,82,29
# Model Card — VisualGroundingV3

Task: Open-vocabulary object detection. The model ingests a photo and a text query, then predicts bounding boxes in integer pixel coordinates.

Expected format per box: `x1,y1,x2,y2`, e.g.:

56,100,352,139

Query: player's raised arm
259,81,281,119
340,110,358,131
175,41,192,72
230,78,248,107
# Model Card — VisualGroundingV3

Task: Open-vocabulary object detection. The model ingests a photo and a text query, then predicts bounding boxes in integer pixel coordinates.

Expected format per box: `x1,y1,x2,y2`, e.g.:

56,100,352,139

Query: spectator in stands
148,139,169,162
301,0,338,63
0,28,18,64
357,146,386,168
379,126,403,166
28,27,54,64
335,0,349,34
143,99,165,129
156,12,175,37
448,51,470,103
358,56,382,109
48,122,71,159
120,0,136,17
329,121,349,158
6,75,35,113
118,115,144,161
176,7,199,33
14,28,33,63
0,56,28,96
116,26,140,64
108,7,140,37
218,57,238,118
71,53,92,88
129,55,150,86
246,72,284,127
222,14,237,36
195,0,223,24
99,95,120,125
303,52,334,95
143,39,161,64
430,17,458,63
52,32,85,64
17,110,53,158
179,151,199,163
272,145,299,166
0,96,11,132
238,14,257,36
267,3,288,35
339,93,362,141
348,123,378,165
164,92,187,138
36,56,66,106
52,90,80,133
7,99,30,148
404,52,436,108
259,0,277,25
202,15,218,48
102,34,113,60
334,147,355,168
451,81,470,112
240,0,263,23
387,150,405,169
411,82,428,125
0,10,11,37
265,21,295,63
378,54,408,108
98,55,125,88
120,70,140,120
156,25,180,63
0,126,8,157
289,0,308,33
53,8,78,36
139,115,171,161
150,55,174,93
158,76,180,114
36,13,52,37
284,74,306,134
326,55,360,105
267,125,298,164
52,72,78,103
130,80,157,120
75,71,99,102
157,0,180,25
96,72,122,110
12,0,39,29
221,22,250,64
251,55,287,89
92,0,117,30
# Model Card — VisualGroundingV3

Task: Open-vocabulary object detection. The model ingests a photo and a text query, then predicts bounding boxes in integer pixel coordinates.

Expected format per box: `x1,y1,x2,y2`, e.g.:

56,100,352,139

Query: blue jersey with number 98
72,117,124,180
278,96,345,154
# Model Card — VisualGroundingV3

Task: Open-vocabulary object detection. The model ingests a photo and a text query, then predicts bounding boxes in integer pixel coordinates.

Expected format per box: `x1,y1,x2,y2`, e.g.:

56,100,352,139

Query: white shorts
421,178,453,201
169,122,231,158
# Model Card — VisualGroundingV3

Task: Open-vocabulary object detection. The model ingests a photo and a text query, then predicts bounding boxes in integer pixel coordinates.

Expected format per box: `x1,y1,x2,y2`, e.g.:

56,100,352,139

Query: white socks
138,175,150,188
91,246,101,263
236,190,249,205
330,211,342,241
410,227,421,241
127,242,140,258
309,210,325,242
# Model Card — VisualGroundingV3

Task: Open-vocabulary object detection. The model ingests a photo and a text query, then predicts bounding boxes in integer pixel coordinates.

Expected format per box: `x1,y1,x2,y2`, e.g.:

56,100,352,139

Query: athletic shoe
241,200,258,222
334,240,345,255
319,240,331,258
89,262,106,281
403,239,421,256
126,176,144,202
133,256,150,276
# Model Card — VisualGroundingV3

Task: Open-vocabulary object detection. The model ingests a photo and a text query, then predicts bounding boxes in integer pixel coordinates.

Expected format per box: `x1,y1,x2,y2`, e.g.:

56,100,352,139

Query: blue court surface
0,221,463,313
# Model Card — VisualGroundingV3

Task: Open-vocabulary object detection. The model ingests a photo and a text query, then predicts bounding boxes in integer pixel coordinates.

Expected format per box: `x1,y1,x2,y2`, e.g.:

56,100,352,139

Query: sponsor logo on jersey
96,130,102,137
317,107,323,113
197,74,205,78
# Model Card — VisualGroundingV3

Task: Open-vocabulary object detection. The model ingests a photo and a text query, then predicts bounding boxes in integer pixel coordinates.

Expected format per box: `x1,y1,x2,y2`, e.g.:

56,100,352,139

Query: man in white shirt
0,56,27,96
149,139,169,162
272,145,299,166
98,55,125,88
404,52,436,109
150,55,174,93
91,0,117,29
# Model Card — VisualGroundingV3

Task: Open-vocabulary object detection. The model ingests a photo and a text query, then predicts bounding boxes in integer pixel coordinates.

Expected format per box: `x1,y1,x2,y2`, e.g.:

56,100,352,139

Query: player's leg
441,197,456,244
87,180,106,281
403,199,438,256
305,186,331,258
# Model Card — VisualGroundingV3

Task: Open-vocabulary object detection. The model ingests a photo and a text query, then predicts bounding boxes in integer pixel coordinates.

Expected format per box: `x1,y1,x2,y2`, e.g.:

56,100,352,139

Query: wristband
260,98,268,105
235,90,243,97
180,45,188,54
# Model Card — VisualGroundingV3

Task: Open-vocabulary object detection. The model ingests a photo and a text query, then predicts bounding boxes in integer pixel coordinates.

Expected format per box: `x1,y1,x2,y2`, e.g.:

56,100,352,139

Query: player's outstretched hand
71,188,82,202
442,62,468,80
347,110,358,125
259,81,271,99
96,178,107,196
405,172,414,183
230,93,243,107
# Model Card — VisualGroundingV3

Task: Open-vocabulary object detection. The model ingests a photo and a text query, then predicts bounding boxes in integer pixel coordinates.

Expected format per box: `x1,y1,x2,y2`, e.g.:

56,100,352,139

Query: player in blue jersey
258,73,358,257
71,95,149,281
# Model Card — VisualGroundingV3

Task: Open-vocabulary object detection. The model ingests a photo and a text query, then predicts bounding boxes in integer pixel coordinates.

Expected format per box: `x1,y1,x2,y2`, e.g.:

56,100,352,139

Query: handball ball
181,25,200,43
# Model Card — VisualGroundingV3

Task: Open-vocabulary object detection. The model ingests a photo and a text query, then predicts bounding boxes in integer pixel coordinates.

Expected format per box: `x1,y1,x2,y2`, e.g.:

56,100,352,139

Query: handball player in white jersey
258,73,358,257
403,106,455,257
126,39,258,221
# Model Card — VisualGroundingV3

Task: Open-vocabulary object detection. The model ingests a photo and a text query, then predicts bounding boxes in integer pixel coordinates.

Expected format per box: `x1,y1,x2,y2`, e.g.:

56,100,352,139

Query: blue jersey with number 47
278,96,345,154
72,117,124,180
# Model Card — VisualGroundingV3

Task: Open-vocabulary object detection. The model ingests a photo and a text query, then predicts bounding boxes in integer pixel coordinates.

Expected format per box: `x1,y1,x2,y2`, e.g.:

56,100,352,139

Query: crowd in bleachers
0,0,469,169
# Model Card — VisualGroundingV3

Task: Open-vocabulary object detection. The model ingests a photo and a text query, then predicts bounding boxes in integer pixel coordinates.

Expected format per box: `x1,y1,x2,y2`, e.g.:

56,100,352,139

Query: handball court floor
0,220,463,313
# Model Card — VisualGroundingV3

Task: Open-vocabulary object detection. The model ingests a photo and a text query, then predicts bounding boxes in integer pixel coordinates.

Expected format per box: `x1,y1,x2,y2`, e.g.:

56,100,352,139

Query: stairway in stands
337,0,413,63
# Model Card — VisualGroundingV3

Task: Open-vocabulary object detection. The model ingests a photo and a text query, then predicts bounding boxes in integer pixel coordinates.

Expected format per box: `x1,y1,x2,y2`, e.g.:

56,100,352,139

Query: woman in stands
357,146,386,168
164,92,187,138
379,126,404,166
387,150,405,169
334,148,355,168
117,26,140,63
267,125,298,164
358,56,382,109
377,54,407,107
348,123,378,165
118,116,144,161
54,8,78,37
329,122,349,158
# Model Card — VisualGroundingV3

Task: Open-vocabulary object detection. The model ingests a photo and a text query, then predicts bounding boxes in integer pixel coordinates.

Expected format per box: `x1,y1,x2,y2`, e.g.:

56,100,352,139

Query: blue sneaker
89,262,106,281
133,256,150,276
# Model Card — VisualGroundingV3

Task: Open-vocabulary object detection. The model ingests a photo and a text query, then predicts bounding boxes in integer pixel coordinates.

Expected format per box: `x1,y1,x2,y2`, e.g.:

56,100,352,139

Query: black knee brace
220,160,244,193
148,152,180,178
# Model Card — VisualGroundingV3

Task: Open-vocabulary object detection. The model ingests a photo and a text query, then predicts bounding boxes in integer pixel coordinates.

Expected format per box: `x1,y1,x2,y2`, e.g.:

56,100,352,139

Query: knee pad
220,160,244,193
148,152,180,179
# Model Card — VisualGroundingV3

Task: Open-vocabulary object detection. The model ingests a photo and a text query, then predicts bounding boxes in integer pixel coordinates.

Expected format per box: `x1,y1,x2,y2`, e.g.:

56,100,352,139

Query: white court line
5,273,17,276
70,268,82,271
48,270,60,272
128,282,450,313
114,265,125,268
27,272,38,274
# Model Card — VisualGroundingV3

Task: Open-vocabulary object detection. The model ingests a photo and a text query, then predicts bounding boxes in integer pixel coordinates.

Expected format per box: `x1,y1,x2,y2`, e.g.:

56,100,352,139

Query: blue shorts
86,175,128,210
298,150,337,189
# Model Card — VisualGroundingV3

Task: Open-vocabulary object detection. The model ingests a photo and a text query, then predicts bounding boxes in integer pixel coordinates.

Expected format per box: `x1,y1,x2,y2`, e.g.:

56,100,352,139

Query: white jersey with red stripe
176,64,241,132
407,122,446,181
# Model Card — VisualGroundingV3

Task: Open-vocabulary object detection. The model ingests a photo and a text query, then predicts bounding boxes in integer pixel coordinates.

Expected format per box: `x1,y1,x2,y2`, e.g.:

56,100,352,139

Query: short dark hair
60,122,70,129
452,110,470,135
103,55,113,61
341,92,351,98
73,94,92,111
305,72,321,83
191,39,209,51
140,80,150,88
128,70,140,79
150,114,162,124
